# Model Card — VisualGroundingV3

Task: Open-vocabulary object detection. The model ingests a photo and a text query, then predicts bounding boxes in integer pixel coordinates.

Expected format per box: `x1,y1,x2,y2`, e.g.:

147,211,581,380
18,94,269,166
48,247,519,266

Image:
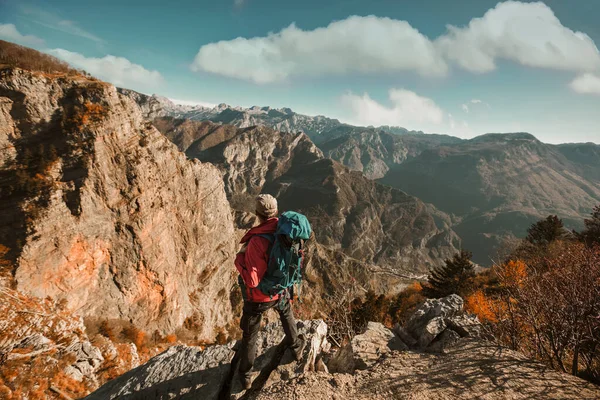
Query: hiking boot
291,337,306,362
239,372,253,390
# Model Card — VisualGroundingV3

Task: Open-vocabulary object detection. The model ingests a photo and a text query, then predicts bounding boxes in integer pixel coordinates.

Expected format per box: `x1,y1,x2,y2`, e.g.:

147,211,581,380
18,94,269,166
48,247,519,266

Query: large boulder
406,294,464,348
85,319,330,400
85,343,236,400
328,322,407,373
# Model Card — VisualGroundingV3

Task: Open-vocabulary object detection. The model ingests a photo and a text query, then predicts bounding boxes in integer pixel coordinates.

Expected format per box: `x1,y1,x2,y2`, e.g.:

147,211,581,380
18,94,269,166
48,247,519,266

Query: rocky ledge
84,295,600,400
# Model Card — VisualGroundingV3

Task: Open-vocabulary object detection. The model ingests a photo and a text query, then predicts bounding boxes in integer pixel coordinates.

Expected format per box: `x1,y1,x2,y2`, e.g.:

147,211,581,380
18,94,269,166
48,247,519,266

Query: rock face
85,343,236,400
0,66,237,337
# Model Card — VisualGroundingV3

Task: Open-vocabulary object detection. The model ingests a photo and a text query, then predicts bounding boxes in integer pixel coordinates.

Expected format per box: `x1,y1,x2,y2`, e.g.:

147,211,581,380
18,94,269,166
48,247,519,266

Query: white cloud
191,15,447,83
569,73,600,95
191,2,600,85
20,5,103,43
340,88,476,137
462,98,491,113
0,23,44,47
340,89,445,128
48,49,163,89
169,98,217,108
436,1,600,74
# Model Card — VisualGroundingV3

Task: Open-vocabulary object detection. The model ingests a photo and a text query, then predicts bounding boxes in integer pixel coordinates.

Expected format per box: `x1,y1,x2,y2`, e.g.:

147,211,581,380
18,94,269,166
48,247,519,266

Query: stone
392,324,417,348
426,329,462,354
416,317,447,349
230,319,329,397
328,322,407,373
406,294,464,347
84,343,236,400
266,320,329,385
445,314,483,338
64,341,104,382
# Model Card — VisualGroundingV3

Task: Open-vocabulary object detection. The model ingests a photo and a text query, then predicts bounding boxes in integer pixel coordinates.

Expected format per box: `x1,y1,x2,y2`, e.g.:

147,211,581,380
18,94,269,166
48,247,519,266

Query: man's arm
238,237,269,288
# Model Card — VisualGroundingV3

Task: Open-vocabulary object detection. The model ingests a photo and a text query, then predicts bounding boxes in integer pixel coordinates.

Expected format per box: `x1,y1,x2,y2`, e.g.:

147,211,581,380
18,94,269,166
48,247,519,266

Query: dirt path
252,339,600,400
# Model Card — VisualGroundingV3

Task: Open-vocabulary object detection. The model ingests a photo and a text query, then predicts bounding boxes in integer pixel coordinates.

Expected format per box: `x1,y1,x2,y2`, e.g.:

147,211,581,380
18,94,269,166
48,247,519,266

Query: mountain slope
319,126,463,179
380,133,600,264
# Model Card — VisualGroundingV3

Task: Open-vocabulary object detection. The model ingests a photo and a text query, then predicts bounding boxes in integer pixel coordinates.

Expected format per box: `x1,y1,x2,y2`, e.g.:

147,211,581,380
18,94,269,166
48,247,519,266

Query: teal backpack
256,211,312,298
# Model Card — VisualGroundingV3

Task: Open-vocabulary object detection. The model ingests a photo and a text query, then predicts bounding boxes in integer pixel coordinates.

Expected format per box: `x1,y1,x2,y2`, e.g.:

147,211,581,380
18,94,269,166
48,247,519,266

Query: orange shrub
465,290,497,323
165,334,177,344
501,260,527,287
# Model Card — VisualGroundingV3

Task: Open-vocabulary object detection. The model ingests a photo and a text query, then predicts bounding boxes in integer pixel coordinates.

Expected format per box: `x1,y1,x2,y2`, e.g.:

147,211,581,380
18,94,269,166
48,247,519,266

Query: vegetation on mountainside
0,40,81,75
422,250,475,298
465,207,600,384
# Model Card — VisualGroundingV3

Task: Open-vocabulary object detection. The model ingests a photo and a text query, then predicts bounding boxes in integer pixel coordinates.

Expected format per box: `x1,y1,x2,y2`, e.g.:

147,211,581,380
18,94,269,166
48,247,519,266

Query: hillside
318,126,463,179
380,133,600,264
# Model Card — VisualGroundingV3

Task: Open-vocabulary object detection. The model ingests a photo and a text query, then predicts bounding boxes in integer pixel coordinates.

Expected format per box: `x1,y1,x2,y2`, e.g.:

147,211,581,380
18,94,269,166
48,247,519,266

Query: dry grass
0,40,81,75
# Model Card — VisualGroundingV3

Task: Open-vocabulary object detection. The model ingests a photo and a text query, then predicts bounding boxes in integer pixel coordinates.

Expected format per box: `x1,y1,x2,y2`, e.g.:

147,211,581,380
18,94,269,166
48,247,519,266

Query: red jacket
235,217,280,302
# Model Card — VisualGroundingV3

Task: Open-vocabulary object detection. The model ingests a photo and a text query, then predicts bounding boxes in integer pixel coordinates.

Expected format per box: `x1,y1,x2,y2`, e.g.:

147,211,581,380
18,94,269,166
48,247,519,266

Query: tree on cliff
423,250,475,298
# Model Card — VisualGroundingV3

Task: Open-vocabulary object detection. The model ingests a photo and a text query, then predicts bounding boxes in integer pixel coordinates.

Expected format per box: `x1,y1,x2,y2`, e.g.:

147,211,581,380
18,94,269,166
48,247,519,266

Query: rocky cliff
0,66,238,337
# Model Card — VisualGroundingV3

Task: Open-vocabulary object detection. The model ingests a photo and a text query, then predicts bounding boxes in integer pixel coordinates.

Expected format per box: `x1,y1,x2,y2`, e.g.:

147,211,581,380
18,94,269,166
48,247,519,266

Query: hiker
234,194,311,390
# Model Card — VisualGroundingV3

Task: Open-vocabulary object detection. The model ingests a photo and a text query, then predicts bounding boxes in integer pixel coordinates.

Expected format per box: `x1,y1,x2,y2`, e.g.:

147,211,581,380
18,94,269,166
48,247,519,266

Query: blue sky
1,0,599,144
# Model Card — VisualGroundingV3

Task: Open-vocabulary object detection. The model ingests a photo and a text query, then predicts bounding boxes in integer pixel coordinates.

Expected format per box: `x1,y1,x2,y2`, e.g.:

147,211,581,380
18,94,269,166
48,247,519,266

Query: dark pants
238,297,300,378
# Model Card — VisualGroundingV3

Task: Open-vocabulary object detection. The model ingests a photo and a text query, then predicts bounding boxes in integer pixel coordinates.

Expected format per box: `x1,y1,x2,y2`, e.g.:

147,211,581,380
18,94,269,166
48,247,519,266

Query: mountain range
123,92,600,265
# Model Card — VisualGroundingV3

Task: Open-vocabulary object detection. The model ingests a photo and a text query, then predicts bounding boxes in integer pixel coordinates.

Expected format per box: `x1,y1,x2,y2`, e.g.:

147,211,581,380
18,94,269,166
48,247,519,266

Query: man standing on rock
235,194,306,390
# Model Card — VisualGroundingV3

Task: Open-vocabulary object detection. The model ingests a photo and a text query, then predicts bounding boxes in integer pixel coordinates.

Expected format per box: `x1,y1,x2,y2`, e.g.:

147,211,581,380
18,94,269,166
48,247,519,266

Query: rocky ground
84,295,600,400
255,340,599,400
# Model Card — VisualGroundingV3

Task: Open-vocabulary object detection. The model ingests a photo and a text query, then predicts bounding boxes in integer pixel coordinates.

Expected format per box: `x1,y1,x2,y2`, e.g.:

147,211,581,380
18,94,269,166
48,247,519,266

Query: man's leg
238,300,277,379
276,297,303,358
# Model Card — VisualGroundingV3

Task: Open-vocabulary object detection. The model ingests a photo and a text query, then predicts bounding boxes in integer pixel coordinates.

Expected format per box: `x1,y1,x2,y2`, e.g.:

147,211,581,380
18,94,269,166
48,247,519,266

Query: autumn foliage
0,40,81,75
470,236,600,383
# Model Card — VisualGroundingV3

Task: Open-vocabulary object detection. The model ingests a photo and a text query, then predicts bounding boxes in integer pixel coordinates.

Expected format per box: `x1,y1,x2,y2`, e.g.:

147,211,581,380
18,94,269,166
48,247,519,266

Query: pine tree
424,250,475,298
579,205,600,247
525,215,568,246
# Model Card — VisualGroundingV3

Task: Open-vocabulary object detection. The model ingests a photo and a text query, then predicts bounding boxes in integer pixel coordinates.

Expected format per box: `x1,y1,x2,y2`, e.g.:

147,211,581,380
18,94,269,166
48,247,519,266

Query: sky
0,0,599,144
